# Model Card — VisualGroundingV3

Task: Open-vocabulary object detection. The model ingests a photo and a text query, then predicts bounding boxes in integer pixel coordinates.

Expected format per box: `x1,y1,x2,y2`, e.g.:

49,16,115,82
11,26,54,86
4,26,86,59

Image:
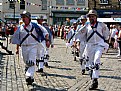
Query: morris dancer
75,10,110,90
11,11,49,85
42,21,54,67
75,15,89,75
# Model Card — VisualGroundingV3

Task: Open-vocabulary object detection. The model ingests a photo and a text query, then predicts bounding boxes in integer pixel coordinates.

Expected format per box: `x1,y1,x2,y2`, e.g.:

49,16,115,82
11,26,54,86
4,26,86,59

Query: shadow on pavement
30,83,67,91
100,68,113,71
46,73,76,79
95,89,105,91
49,60,61,63
49,65,72,70
100,75,121,80
104,52,117,55
101,56,119,59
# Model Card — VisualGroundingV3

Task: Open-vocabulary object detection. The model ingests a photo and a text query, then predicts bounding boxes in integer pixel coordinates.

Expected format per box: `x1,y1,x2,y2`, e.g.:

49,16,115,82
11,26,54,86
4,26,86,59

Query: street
0,37,121,91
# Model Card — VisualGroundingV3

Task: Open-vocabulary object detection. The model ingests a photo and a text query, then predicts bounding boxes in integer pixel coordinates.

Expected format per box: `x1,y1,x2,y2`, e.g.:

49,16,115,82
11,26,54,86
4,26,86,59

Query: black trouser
109,38,115,48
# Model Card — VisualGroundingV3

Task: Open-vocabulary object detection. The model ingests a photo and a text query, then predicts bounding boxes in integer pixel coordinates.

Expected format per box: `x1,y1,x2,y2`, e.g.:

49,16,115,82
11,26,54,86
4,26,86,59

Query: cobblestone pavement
0,37,121,91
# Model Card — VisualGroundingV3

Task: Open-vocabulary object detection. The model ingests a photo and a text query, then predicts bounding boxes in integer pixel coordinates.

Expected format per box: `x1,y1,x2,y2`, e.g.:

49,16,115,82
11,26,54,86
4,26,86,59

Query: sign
4,14,47,19
103,12,113,14
55,13,80,17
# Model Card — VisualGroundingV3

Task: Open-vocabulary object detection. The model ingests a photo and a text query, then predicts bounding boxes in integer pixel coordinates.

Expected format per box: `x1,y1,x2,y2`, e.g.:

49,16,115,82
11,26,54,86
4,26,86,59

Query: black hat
20,11,31,18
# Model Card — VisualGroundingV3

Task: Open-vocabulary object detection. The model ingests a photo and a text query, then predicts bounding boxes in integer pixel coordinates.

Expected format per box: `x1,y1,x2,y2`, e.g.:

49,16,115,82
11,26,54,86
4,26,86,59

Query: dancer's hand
46,40,50,48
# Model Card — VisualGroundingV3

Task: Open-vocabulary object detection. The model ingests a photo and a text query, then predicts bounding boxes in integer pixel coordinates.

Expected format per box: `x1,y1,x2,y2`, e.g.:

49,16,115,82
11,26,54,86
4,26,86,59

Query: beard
90,19,94,24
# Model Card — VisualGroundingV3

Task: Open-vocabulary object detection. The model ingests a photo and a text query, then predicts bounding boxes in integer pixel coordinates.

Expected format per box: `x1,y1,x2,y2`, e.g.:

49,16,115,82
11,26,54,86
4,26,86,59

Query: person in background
37,15,44,25
117,26,121,57
109,25,118,48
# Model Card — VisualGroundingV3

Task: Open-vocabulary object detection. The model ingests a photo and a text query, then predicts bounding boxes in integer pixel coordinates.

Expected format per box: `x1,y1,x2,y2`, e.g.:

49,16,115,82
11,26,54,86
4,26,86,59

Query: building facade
0,0,88,25
50,0,88,25
88,0,121,27
88,0,121,18
0,0,48,24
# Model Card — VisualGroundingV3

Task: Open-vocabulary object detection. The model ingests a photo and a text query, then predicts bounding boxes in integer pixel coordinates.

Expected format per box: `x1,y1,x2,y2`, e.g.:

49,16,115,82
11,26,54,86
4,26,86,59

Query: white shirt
11,22,48,46
75,21,110,45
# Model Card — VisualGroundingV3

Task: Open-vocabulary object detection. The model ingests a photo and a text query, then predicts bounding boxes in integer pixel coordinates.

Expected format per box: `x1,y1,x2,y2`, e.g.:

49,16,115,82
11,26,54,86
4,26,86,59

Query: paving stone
0,37,121,91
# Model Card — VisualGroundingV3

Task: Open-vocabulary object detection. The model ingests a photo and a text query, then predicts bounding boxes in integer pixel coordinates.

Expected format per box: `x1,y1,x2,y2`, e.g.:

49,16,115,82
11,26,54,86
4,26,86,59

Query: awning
97,18,121,22
86,18,121,23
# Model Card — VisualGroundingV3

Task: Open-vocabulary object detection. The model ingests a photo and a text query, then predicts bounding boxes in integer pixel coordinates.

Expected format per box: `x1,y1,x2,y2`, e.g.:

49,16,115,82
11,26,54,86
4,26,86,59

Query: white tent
87,18,121,23
97,18,121,22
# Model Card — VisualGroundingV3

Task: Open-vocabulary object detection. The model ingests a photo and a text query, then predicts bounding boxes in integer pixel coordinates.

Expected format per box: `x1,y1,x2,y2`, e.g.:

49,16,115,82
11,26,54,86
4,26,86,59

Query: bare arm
16,44,19,54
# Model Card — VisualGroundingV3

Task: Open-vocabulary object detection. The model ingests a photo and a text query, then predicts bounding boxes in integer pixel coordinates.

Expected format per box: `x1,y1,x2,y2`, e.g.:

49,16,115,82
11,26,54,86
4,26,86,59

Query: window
77,0,85,6
56,0,64,5
66,0,74,5
100,0,109,4
9,1,15,9
42,0,47,10
119,0,121,4
20,0,25,9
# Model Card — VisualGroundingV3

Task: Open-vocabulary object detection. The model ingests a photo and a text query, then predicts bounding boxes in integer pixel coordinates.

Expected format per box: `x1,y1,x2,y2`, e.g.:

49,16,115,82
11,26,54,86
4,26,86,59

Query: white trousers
83,43,104,79
79,41,86,70
36,41,46,69
21,44,37,77
44,48,49,63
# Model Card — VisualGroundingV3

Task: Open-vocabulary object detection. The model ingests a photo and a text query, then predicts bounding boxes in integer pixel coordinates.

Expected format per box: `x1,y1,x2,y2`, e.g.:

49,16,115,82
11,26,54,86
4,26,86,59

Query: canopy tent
97,18,121,23
86,18,121,23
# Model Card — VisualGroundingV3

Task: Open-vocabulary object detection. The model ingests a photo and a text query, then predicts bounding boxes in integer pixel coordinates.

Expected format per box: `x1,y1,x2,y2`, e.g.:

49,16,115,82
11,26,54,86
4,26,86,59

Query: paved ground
0,37,121,91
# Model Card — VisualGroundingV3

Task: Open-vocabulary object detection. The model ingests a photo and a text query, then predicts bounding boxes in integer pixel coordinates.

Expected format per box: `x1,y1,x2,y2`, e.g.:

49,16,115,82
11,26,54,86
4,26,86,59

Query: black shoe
82,69,85,75
36,59,39,66
89,79,98,90
76,51,79,57
26,77,34,85
25,67,29,73
86,67,89,71
36,68,43,73
72,51,74,54
44,62,49,67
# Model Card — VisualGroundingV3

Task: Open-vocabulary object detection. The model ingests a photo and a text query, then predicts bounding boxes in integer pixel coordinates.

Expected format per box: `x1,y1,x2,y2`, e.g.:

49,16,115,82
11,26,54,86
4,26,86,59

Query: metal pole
48,0,50,25
119,0,121,9
12,0,16,22
14,3,15,20
94,0,96,10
